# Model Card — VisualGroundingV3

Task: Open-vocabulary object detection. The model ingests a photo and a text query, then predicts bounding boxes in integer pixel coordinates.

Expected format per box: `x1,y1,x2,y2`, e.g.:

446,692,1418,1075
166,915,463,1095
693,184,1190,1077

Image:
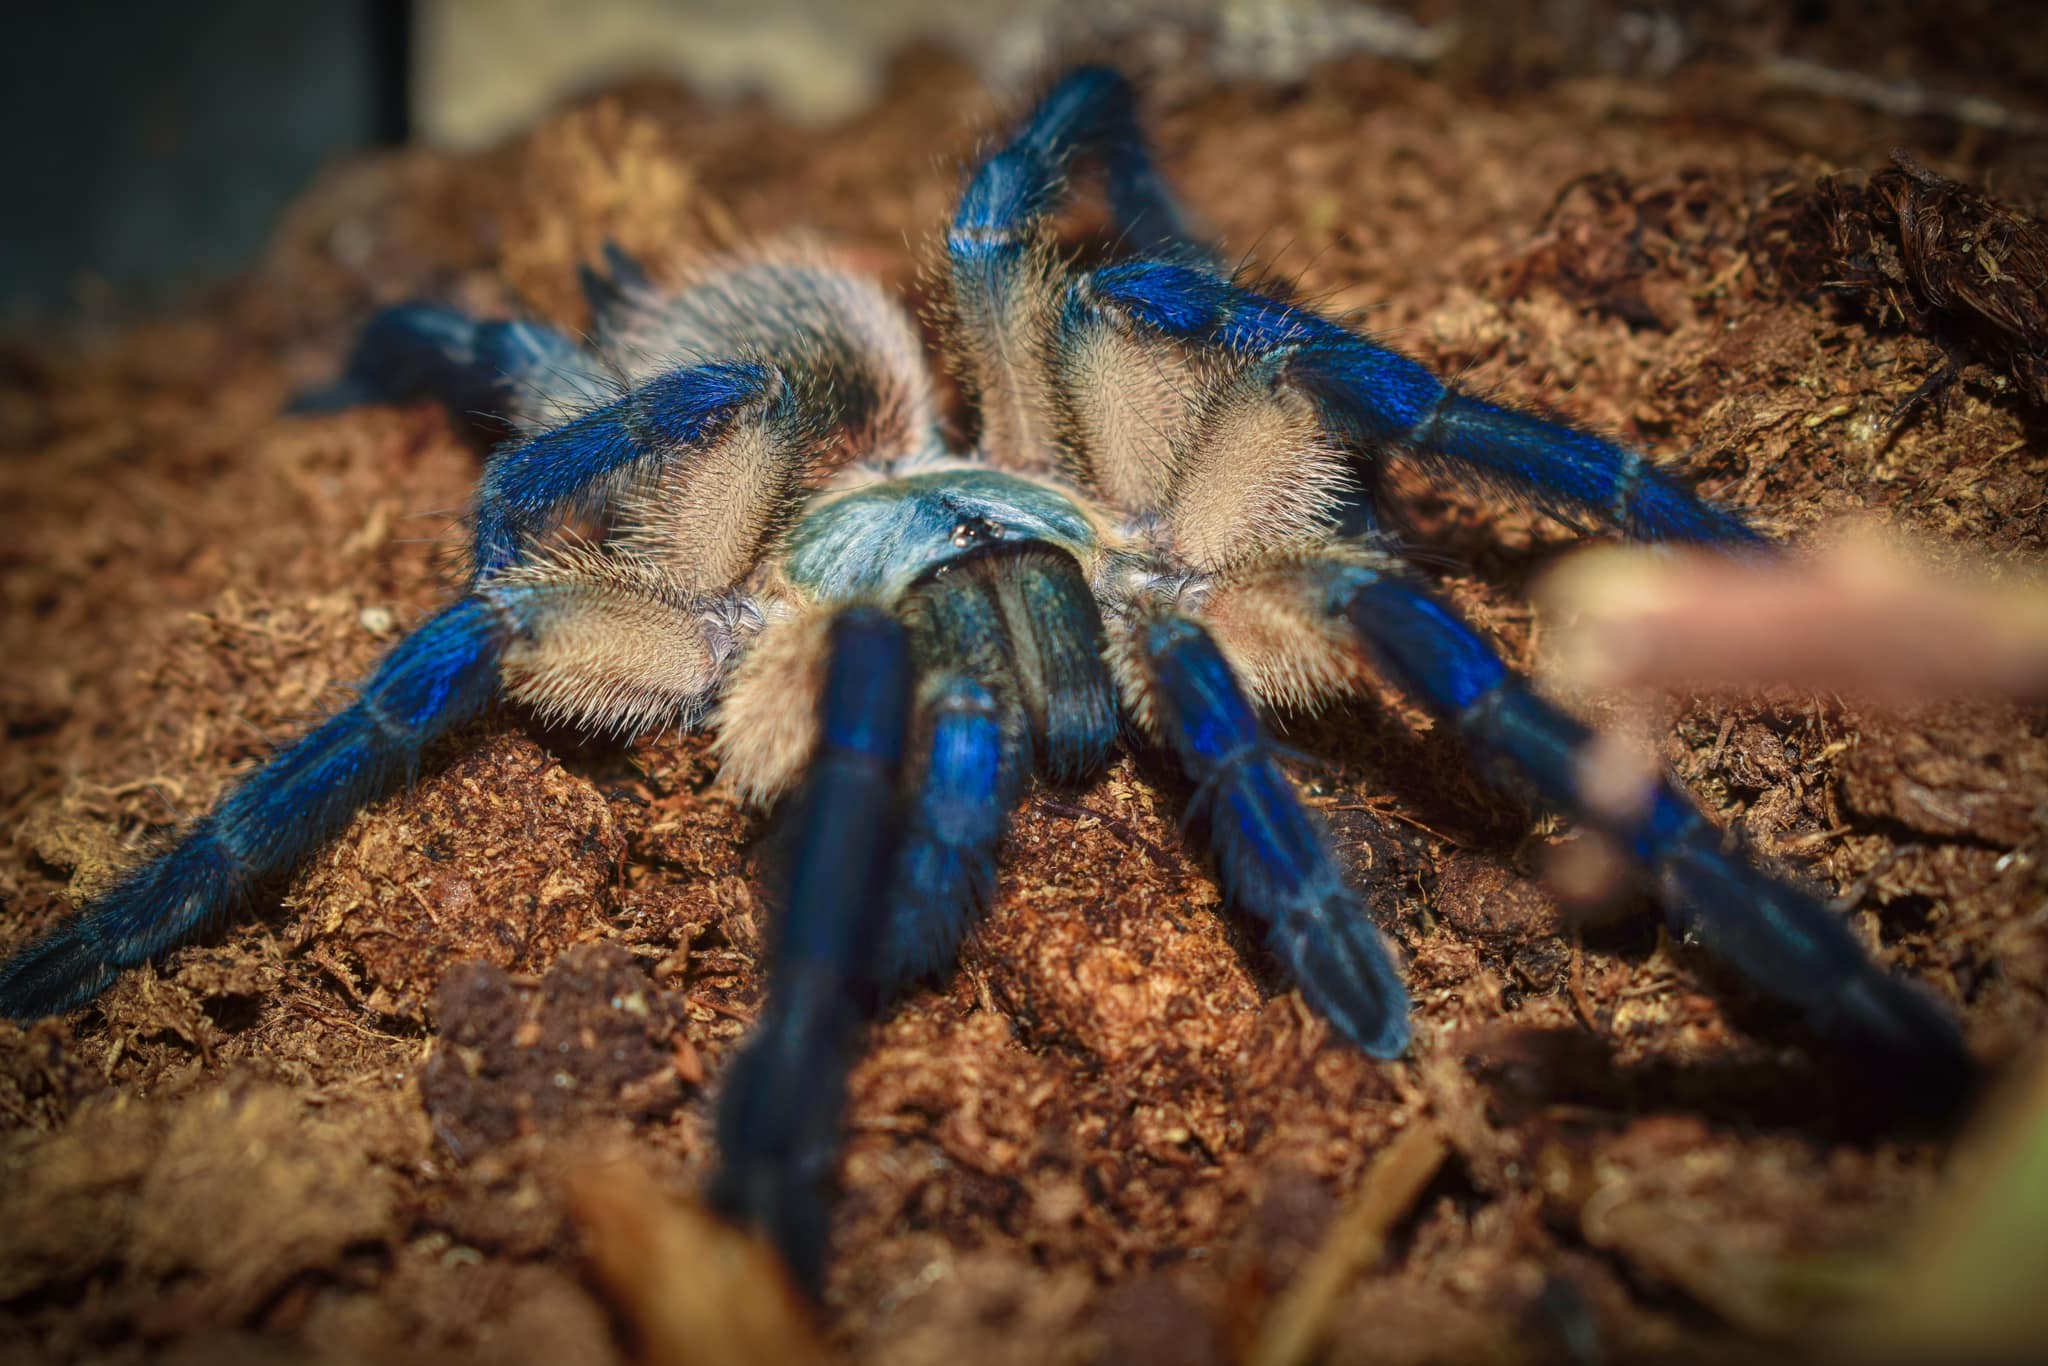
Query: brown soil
3,32,2046,1366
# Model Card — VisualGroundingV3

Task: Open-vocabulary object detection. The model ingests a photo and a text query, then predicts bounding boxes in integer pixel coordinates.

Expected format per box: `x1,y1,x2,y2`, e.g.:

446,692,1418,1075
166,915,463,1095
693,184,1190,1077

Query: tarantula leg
951,65,1193,266
1300,559,1977,1094
291,305,601,428
709,606,913,1298
471,359,783,580
1079,261,1769,546
1135,614,1412,1058
578,239,658,335
0,594,528,1020
949,66,1199,470
875,676,1012,991
489,552,731,736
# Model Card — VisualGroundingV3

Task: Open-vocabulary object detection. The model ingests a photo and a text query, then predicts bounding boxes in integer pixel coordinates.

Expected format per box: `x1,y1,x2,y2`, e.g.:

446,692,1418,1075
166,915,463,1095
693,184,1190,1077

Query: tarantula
0,68,1974,1292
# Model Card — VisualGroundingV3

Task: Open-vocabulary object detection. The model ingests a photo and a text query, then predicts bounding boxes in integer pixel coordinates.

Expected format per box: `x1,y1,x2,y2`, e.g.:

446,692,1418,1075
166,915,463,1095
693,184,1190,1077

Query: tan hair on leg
712,606,835,807
611,392,807,595
493,548,732,736
942,237,1066,475
1193,548,1389,714
1165,361,1352,573
610,240,939,472
1049,320,1201,514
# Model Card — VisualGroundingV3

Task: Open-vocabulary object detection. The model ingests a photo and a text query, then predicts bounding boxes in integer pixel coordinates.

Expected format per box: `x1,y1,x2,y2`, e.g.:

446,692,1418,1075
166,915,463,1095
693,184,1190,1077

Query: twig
1762,56,2048,137
1567,938,1602,1035
567,1153,825,1366
1248,1120,1449,1366
1329,801,1472,849
703,996,758,1025
1033,797,1179,869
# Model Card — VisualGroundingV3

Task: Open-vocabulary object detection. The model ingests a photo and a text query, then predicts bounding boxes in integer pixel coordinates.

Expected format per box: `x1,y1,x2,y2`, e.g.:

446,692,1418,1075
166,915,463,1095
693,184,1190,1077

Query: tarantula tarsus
0,67,1975,1293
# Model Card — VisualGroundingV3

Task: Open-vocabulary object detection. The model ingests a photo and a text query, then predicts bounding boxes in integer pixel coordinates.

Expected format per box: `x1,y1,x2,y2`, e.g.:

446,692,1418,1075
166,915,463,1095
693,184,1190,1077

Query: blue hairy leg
1079,261,1767,545
300,302,790,583
0,595,526,1020
1326,564,1976,1094
876,676,1011,990
949,65,1195,270
291,304,592,427
578,239,657,335
948,66,1199,466
1140,616,1412,1058
469,359,782,579
708,607,913,1297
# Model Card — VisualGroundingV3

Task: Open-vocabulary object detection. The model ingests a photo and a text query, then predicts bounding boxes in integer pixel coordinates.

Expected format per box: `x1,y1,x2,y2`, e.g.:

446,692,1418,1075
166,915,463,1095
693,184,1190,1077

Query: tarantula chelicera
1,68,1975,1291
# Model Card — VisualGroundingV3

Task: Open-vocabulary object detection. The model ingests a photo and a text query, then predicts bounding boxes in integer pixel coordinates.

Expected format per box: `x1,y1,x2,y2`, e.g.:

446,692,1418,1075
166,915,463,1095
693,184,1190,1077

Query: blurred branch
1538,522,2048,705
1762,56,2048,137
1247,1121,1448,1366
567,1153,826,1366
1856,1049,2048,1359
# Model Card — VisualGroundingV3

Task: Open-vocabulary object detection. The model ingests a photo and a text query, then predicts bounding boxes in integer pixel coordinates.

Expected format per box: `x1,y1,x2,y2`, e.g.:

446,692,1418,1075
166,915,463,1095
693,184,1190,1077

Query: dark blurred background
6,0,1056,323
3,2,410,322
6,0,2045,326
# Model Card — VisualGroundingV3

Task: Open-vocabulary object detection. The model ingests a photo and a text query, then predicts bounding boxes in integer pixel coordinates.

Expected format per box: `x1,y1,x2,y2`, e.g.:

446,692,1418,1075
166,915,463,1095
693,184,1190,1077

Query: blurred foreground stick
567,1154,825,1366
1539,522,2048,704
1248,1121,1449,1366
1859,1047,2048,1359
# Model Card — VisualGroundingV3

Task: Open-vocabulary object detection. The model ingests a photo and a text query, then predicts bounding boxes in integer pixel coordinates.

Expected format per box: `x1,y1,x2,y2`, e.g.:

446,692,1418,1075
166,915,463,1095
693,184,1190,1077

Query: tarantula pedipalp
0,67,1975,1293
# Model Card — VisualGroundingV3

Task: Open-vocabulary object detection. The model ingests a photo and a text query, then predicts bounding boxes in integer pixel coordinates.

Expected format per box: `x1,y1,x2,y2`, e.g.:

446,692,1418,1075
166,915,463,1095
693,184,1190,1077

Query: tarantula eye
949,516,1004,548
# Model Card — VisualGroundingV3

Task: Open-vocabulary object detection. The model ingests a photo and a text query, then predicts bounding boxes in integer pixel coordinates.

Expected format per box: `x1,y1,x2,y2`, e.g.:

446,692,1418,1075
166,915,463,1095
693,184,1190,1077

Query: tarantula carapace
0,67,1974,1293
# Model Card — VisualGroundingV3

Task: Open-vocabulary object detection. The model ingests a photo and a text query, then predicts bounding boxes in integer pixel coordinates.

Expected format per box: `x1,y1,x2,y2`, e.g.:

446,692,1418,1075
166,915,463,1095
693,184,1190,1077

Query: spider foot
289,303,585,427
1329,565,1977,1103
1140,613,1412,1058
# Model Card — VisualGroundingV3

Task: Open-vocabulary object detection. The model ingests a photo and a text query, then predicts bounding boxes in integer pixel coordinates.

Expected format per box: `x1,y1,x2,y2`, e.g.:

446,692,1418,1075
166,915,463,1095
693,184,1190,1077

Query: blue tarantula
1,69,1974,1292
